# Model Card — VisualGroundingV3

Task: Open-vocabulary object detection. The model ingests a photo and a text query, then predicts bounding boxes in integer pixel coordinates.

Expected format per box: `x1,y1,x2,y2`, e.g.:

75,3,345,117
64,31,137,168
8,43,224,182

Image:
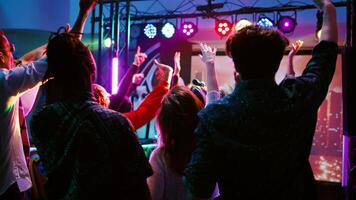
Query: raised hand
199,43,217,64
133,46,148,66
288,40,304,58
80,0,97,13
199,43,219,94
132,73,145,85
154,59,173,82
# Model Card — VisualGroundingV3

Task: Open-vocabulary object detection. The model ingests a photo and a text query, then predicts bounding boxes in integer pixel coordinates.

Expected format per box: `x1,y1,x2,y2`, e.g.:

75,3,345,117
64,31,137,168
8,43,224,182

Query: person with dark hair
185,0,338,199
30,27,153,200
147,44,220,200
0,0,95,198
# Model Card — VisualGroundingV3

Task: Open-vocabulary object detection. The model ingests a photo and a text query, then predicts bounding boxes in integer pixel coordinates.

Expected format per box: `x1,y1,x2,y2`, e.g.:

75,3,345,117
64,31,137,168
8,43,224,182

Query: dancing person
147,44,220,200
93,59,173,130
185,0,338,199
30,28,153,199
0,0,95,198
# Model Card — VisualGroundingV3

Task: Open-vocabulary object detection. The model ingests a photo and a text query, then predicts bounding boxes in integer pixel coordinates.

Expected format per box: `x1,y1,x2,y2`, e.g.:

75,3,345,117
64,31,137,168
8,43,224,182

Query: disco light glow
181,22,197,37
257,17,274,29
277,16,297,34
161,22,176,38
104,37,112,48
215,19,233,37
144,24,157,39
111,57,119,94
234,19,252,33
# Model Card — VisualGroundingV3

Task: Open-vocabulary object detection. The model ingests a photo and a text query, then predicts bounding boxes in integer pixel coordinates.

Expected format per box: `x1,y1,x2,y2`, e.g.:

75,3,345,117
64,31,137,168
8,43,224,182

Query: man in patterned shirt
30,22,152,200
185,0,338,199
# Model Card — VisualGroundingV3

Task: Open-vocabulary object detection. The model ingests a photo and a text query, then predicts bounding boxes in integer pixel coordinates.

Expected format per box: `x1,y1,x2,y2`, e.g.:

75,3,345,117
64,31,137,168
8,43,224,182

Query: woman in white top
147,43,220,200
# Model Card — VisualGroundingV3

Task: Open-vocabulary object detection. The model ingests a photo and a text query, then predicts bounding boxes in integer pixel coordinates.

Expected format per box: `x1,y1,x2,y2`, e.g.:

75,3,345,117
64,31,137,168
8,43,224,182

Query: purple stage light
181,22,197,37
111,57,119,94
277,16,297,34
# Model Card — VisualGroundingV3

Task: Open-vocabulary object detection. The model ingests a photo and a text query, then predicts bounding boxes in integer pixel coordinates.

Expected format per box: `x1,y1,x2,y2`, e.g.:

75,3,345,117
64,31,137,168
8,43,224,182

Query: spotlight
234,19,252,33
161,22,176,39
144,24,157,39
277,16,297,34
181,22,198,38
215,19,233,37
104,37,112,48
257,16,274,29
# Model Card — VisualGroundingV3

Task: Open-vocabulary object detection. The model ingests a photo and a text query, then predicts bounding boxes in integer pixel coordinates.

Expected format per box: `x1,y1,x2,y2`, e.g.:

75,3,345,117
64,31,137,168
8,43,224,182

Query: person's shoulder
149,147,167,171
198,94,232,120
31,103,61,135
90,102,130,123
88,102,136,134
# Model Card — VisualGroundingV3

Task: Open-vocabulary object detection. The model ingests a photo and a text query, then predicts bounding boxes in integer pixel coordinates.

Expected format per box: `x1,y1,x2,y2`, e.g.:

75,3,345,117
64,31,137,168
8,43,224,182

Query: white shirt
0,61,47,195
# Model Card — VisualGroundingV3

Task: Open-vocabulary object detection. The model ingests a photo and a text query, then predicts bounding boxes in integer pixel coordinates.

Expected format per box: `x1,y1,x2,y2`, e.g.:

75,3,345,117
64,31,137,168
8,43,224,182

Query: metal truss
91,0,347,84
97,0,346,21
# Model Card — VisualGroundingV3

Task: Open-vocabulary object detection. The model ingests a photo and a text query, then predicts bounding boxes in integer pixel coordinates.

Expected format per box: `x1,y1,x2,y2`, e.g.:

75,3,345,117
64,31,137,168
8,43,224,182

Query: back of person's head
157,86,204,174
226,25,289,80
93,83,111,108
46,30,96,101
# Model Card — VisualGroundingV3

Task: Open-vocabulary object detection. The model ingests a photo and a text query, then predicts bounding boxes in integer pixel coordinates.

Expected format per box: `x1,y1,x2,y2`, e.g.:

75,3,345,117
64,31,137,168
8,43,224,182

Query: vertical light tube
112,57,119,94
342,135,349,187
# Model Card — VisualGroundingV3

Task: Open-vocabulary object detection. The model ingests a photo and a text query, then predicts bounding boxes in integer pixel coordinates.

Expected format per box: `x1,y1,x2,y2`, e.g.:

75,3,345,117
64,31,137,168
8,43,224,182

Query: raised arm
199,43,220,105
287,40,303,76
281,0,338,106
313,0,338,43
72,0,97,39
171,52,181,88
110,46,147,111
17,0,96,66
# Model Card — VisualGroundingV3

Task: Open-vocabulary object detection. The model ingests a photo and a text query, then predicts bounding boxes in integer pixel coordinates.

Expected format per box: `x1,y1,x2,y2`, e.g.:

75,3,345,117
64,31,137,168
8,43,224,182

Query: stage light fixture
144,24,157,39
104,37,112,48
234,19,252,33
215,19,233,37
181,22,197,38
277,16,297,34
257,16,274,29
161,22,176,38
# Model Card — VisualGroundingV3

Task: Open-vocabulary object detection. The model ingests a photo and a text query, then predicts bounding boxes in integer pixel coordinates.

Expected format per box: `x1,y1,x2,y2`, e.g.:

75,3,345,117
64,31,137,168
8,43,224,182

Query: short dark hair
46,32,96,100
226,25,289,80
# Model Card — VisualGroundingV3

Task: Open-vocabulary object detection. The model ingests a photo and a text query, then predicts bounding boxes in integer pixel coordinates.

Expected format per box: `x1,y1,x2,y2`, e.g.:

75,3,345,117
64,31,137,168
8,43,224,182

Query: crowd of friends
0,0,339,199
